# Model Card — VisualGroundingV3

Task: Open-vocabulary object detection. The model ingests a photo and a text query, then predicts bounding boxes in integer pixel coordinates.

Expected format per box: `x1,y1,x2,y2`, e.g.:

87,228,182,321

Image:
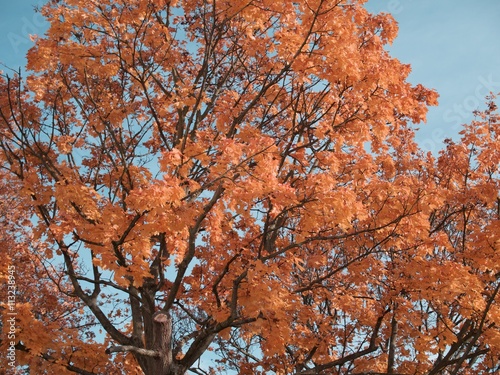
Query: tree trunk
141,311,184,375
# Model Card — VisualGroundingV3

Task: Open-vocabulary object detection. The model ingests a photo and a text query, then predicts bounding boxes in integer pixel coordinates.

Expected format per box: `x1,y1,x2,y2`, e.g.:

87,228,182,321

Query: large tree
0,0,498,374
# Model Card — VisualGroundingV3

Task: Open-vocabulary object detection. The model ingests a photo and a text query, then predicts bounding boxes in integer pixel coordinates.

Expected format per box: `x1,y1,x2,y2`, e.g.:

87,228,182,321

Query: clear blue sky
1,0,500,154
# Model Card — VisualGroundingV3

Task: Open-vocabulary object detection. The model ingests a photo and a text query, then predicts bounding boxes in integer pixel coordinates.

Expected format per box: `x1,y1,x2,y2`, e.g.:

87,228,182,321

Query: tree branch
105,345,159,357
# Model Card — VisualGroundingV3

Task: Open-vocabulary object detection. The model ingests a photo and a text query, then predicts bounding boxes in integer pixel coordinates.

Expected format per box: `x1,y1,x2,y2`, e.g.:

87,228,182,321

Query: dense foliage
0,0,498,374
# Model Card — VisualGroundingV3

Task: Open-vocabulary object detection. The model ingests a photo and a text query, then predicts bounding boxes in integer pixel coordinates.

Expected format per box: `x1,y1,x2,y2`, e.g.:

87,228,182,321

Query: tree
0,0,498,374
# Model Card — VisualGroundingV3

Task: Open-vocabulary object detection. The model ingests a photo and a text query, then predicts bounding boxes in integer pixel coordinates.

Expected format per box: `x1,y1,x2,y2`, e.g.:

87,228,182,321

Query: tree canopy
0,0,499,374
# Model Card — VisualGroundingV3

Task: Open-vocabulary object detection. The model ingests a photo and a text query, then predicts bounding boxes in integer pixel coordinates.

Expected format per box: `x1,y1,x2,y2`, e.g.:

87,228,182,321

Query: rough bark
147,311,175,375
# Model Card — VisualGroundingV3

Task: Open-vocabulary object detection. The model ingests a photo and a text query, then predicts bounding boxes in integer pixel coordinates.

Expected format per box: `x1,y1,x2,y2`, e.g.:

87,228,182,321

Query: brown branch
105,345,159,357
16,342,98,375
298,310,388,374
387,309,398,374
162,183,225,311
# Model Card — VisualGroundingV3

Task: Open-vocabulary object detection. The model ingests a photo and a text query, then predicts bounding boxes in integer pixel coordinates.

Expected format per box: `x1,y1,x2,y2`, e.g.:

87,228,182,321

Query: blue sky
365,0,500,152
1,0,500,154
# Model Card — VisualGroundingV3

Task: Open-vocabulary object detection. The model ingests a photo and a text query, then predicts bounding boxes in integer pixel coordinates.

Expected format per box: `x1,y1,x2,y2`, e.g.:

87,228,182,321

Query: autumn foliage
0,0,499,374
